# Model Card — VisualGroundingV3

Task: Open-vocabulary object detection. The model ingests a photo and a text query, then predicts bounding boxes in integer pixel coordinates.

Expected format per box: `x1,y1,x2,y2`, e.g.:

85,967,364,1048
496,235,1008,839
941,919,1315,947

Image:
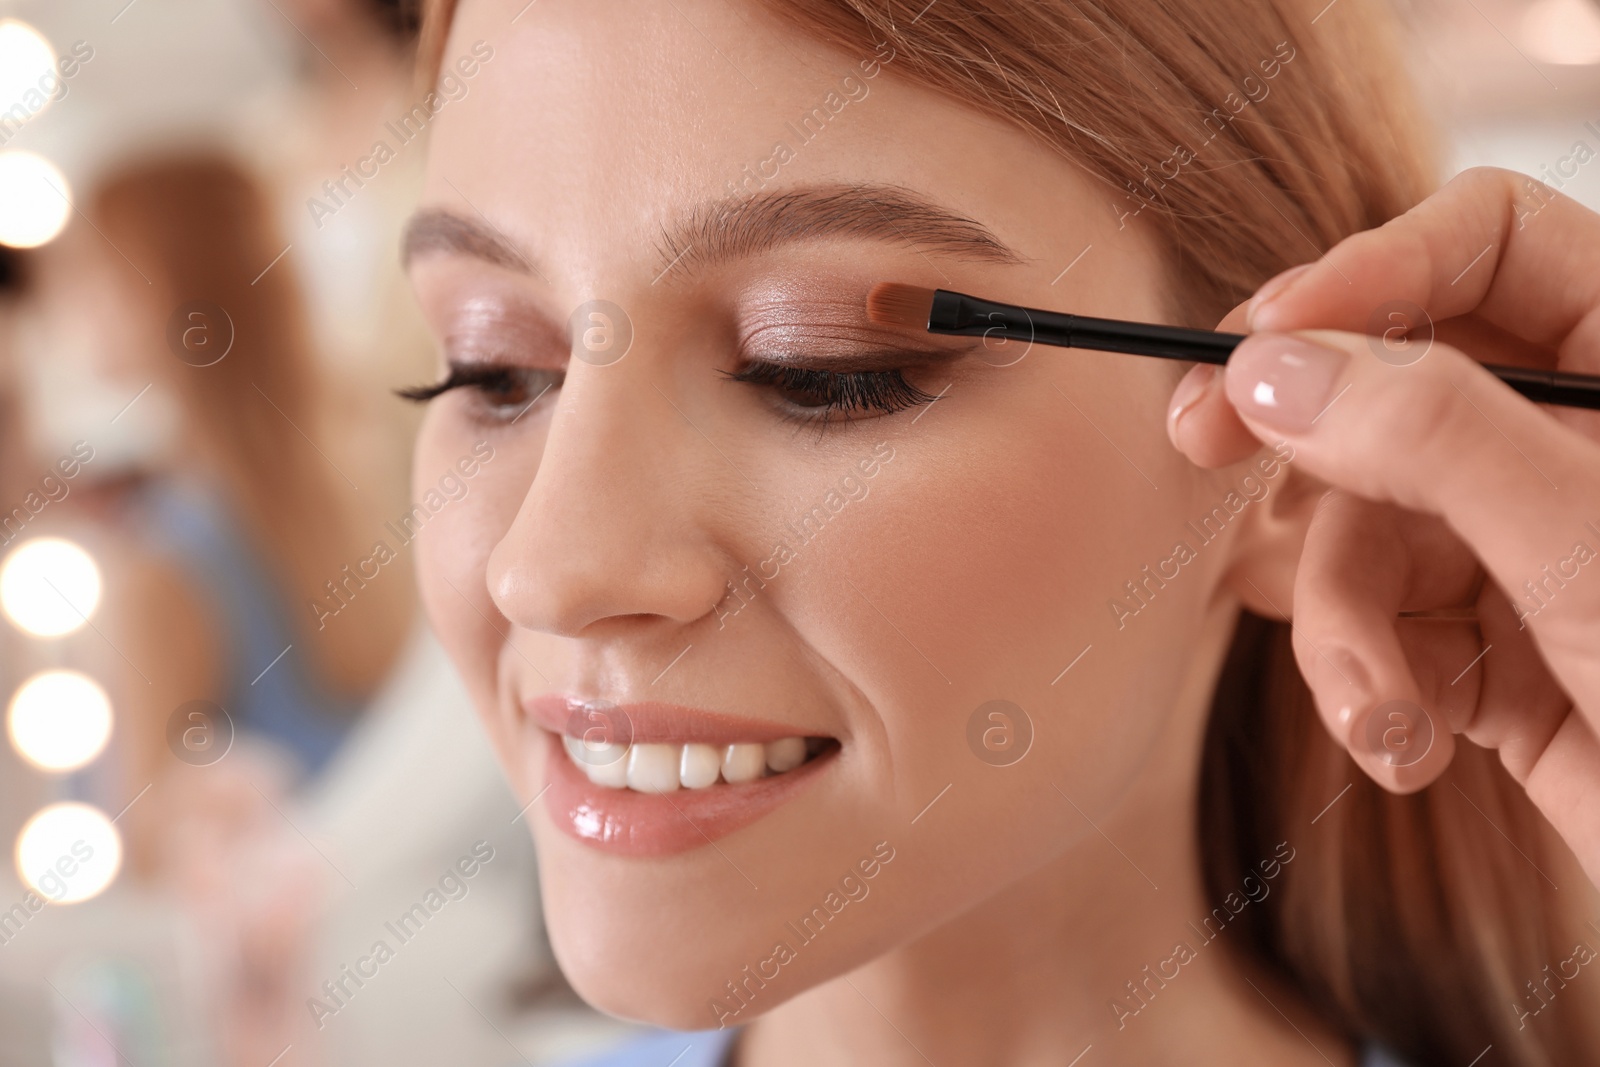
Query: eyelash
396,364,561,424
398,359,941,428
723,361,940,426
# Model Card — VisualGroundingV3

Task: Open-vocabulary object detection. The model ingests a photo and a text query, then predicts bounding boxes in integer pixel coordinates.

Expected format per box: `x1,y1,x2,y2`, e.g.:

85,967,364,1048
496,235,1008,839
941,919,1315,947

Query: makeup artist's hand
1165,167,1600,886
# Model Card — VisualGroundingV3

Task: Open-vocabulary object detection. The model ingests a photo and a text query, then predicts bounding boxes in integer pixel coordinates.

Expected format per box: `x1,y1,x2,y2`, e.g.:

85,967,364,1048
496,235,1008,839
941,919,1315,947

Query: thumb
1221,329,1600,641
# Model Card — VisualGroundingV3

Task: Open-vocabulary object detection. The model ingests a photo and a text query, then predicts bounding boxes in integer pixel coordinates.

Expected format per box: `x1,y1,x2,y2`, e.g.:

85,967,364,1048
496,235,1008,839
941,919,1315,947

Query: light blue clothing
130,476,361,776
556,1029,1413,1067
559,1030,736,1067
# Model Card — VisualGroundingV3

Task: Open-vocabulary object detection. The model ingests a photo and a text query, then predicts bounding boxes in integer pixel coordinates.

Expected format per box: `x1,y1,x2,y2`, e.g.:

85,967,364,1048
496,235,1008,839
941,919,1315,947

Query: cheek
774,363,1217,853
412,411,545,771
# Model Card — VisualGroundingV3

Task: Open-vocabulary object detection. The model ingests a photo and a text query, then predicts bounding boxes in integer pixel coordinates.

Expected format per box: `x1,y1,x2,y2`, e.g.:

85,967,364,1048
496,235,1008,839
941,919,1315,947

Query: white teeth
587,746,631,788
562,734,822,791
765,737,806,773
568,734,630,788
721,743,767,784
680,744,722,789
626,743,681,793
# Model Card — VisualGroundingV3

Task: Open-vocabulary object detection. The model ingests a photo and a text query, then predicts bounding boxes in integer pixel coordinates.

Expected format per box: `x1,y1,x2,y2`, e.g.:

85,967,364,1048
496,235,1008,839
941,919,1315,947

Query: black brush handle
925,289,1600,412
926,288,1241,363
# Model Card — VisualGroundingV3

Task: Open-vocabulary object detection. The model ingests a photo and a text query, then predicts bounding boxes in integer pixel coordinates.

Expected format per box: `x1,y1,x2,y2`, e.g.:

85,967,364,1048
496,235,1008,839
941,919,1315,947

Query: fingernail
1166,363,1218,446
1226,333,1347,433
1245,263,1313,328
1322,647,1373,743
1362,699,1436,769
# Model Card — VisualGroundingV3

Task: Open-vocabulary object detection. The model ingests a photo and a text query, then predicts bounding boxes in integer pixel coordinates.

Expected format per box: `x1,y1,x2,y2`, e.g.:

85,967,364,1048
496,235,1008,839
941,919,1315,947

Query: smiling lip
522,695,825,746
523,695,838,856
540,735,836,855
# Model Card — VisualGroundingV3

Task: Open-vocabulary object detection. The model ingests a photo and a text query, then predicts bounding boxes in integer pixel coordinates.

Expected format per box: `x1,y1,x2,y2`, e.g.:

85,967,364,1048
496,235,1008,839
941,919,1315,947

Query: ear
1167,298,1271,469
1215,449,1327,621
1172,294,1326,617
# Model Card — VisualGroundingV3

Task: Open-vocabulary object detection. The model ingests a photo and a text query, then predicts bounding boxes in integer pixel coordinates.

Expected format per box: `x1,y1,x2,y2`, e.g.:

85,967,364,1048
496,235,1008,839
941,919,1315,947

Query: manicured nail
1362,699,1436,769
1245,263,1312,328
1165,363,1217,446
1226,333,1347,433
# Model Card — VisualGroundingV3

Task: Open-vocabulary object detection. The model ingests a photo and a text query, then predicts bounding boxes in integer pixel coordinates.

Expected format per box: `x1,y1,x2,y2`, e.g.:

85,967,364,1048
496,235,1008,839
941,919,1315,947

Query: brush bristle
866,282,935,329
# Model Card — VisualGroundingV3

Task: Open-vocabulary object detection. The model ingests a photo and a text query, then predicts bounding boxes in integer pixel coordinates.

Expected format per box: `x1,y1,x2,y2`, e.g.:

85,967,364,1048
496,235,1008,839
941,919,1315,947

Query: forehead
424,0,1105,275
436,0,880,173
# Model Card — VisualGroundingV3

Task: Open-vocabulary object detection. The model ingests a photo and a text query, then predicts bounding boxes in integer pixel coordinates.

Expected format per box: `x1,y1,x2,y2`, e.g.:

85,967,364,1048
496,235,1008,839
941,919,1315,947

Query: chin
541,890,771,1029
533,822,899,1031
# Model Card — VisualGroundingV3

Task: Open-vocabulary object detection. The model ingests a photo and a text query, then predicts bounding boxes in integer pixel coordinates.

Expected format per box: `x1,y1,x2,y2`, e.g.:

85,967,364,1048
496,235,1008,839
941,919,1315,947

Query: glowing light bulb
0,21,57,121
1522,0,1600,65
0,537,101,637
16,802,122,904
0,152,72,249
8,670,112,772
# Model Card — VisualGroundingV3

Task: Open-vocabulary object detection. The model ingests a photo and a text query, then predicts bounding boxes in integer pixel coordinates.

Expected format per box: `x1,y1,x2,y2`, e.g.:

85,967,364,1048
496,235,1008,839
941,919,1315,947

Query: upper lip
523,695,830,746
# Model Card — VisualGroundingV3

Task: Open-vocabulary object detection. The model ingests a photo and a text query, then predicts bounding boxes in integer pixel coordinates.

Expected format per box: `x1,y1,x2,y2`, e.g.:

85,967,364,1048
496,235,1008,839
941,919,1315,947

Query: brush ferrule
927,290,1047,340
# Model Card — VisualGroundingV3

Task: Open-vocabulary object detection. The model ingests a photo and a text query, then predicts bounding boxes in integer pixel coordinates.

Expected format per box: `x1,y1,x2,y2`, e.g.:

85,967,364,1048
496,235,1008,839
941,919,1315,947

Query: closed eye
723,360,940,428
397,363,562,424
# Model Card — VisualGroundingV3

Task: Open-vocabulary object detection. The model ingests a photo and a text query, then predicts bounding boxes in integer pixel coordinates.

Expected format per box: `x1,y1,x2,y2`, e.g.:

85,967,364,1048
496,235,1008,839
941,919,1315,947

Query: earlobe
1216,456,1327,620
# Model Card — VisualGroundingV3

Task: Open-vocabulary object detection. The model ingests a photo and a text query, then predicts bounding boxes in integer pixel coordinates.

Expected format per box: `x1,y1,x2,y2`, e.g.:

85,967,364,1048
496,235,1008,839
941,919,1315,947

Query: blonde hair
417,2,1598,1061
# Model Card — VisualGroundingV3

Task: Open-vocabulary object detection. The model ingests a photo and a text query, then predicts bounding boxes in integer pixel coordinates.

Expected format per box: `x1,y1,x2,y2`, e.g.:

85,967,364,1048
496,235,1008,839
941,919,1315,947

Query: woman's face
410,0,1267,1028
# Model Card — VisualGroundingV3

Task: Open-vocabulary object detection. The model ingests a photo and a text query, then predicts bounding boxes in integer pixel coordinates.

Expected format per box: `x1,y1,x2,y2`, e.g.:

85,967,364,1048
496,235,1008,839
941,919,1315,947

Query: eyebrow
401,210,536,274
401,183,1024,278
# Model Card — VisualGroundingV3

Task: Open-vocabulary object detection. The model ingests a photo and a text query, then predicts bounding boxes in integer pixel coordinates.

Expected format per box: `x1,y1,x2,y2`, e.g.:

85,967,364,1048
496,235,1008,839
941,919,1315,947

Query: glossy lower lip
523,694,827,746
539,730,838,856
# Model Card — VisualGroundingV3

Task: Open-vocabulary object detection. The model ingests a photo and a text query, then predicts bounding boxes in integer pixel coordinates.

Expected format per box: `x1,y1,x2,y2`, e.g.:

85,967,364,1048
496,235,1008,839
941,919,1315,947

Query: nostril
486,537,721,638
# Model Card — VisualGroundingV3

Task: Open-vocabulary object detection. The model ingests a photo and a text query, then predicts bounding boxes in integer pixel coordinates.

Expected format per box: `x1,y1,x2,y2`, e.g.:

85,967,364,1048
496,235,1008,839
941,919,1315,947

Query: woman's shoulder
556,1028,738,1067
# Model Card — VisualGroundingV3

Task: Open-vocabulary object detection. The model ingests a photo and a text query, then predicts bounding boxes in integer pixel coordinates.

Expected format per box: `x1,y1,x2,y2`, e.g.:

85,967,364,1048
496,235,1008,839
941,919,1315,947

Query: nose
485,352,734,639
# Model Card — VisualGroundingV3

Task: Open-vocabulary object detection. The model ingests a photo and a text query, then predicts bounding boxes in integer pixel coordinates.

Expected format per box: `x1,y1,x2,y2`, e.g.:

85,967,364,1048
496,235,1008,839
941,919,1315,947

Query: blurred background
0,0,1593,1064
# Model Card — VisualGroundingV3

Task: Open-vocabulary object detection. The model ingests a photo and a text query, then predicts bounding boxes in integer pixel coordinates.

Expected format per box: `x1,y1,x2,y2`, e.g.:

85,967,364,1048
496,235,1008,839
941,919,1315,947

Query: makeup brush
866,283,1600,412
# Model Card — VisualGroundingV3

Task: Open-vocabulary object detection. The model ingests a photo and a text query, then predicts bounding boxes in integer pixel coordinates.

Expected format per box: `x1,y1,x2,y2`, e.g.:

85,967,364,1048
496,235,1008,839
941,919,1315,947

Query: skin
1170,168,1600,885
407,1,1345,1064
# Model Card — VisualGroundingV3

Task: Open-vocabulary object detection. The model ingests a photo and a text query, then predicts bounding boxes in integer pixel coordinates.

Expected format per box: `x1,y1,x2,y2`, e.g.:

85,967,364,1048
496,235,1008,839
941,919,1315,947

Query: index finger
1248,167,1600,354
